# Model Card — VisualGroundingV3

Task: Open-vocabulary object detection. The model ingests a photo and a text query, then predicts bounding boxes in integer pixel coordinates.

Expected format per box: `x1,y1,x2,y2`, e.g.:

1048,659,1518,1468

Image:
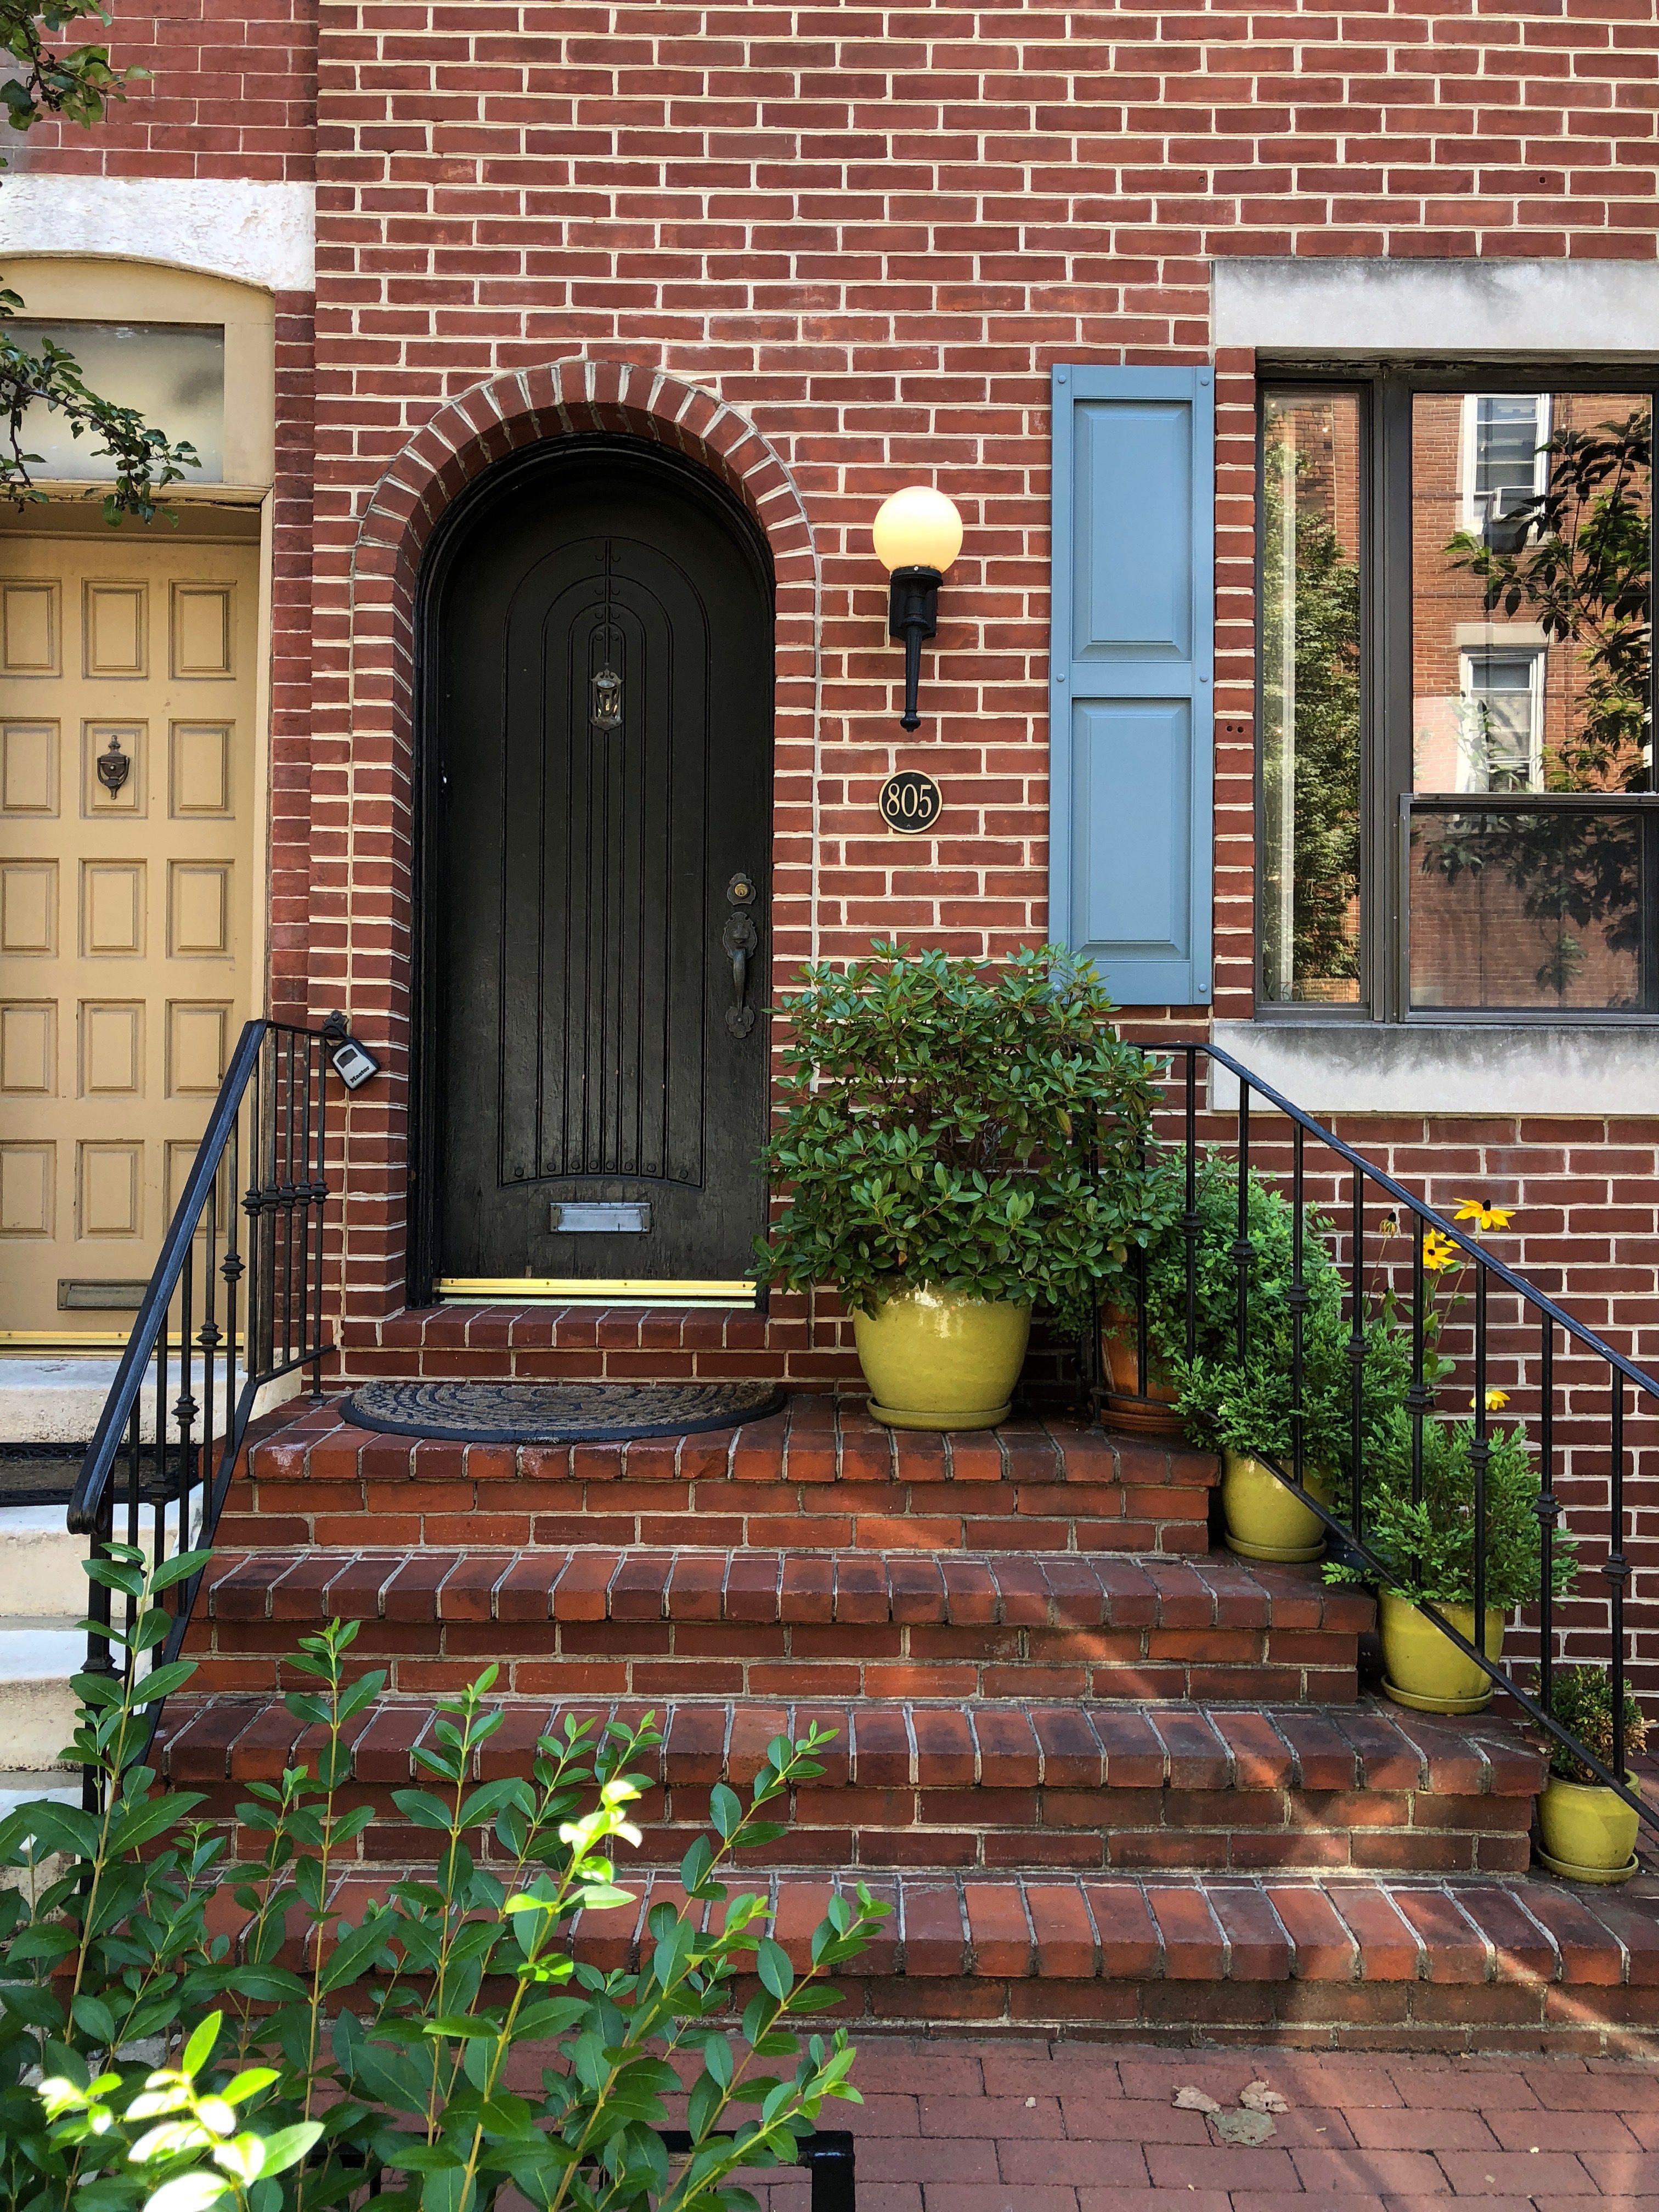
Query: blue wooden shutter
1048,364,1214,1005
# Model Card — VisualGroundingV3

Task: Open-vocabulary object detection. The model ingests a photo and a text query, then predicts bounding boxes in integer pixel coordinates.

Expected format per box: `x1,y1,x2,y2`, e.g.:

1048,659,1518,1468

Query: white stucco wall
0,176,314,292
1213,256,1659,354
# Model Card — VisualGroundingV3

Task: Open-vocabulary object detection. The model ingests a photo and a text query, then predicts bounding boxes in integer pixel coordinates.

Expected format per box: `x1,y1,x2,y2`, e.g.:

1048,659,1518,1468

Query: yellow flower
1470,1387,1510,1412
1454,1196,1514,1232
1421,1229,1460,1273
1378,1211,1400,1238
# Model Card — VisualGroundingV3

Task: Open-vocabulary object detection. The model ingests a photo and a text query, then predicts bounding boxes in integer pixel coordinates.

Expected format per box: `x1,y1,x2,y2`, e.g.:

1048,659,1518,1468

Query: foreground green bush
0,1545,886,2211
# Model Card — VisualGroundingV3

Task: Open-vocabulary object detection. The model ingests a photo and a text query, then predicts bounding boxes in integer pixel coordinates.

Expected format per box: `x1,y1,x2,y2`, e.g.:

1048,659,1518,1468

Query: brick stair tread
159,1691,1539,1798
227,1863,1659,1991
249,1396,1217,1492
583,1869,1659,1988
198,1545,1365,1633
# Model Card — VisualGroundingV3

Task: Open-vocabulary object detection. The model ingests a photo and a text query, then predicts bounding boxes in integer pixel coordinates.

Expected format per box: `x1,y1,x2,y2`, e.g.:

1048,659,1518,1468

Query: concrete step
226,1395,1217,1556
0,1506,88,1617
156,1692,1543,1878
180,1547,1371,1703
0,1770,81,1818
0,1622,83,1769
0,1356,298,1448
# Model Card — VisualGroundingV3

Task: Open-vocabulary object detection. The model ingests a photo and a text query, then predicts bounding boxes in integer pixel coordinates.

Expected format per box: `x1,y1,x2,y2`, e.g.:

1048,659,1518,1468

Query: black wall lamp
873,485,964,731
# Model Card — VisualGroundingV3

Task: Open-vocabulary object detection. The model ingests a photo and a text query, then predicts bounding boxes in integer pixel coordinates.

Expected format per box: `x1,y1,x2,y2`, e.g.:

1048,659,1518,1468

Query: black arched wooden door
421,443,774,1291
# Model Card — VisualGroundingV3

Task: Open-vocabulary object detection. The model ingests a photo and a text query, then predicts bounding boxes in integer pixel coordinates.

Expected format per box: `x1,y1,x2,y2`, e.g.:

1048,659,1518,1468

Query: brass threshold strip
436,1278,758,1310
0,1330,250,1352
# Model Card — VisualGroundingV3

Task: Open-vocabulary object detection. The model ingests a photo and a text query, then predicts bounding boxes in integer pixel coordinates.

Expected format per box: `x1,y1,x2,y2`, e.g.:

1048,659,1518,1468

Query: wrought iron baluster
200,1163,222,1562
1234,1084,1252,1364
82,1477,115,1812
282,1028,298,1368
312,1032,329,1388
303,1033,321,1390
1531,1309,1557,1725
175,1242,197,1633
1472,1259,1489,1652
1536,1309,1556,1720
121,1345,140,1697
1609,1374,1628,1784
1409,1212,1427,1510
153,1323,167,1572
1350,1167,1365,1540
222,1109,244,1541
1289,1124,1307,1491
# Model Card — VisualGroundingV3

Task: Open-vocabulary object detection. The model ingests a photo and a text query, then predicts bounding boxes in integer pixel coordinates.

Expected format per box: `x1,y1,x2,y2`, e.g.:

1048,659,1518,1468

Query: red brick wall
21,3,1659,1659
20,0,315,180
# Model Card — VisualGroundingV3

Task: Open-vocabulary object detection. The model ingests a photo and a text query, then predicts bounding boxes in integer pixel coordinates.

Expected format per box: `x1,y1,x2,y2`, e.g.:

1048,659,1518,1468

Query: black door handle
723,871,759,1036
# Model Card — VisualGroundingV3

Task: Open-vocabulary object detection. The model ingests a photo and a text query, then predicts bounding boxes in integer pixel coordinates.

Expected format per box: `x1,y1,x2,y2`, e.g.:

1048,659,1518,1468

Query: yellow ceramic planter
854,1284,1032,1431
1378,1591,1505,1714
1537,1775,1641,1884
1221,1451,1330,1564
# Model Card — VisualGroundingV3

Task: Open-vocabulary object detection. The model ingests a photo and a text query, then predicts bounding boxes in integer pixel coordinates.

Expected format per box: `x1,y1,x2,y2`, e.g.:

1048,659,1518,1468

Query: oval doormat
338,1379,785,1444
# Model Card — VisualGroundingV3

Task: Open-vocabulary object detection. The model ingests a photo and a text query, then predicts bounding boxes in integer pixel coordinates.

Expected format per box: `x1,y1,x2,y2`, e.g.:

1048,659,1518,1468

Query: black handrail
1103,1039,1659,1834
69,1019,335,1801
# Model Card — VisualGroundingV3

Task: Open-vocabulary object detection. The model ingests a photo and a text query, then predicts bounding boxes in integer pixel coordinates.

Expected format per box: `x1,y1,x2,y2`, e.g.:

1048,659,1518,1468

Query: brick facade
18,3,1659,1662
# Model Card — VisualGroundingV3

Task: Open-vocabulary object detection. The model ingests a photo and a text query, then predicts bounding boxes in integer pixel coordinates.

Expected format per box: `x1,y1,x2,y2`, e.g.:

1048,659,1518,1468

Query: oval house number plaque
878,769,942,836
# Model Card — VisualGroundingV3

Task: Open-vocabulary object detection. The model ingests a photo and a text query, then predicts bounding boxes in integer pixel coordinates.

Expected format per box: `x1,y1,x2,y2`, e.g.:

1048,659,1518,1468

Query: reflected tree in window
1418,407,1653,1006
1261,398,1363,1002
1447,406,1651,792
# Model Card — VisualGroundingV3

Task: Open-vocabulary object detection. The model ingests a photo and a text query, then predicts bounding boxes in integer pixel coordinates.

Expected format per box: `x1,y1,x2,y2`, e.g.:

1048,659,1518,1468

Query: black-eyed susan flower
1453,1196,1513,1232
1421,1228,1460,1273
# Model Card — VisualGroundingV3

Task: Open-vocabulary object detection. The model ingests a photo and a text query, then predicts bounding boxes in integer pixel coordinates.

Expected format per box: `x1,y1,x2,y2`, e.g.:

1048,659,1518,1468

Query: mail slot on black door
549,1203,653,1233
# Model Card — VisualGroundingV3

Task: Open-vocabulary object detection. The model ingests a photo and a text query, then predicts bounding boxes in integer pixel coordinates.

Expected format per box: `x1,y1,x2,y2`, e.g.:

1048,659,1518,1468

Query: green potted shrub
1534,1666,1650,1883
754,941,1169,1429
1177,1298,1410,1562
1104,1150,1340,1438
1326,1410,1576,1712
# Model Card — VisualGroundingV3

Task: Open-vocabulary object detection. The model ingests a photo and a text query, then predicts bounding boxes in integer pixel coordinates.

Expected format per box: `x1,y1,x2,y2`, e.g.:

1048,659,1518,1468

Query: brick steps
224,1396,1215,1556
182,1546,1370,1702
157,1692,1542,1878
192,1860,1659,2049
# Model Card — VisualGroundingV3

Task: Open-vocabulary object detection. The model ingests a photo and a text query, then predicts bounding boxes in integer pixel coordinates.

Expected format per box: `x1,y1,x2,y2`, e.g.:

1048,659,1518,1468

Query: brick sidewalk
751,2041,1659,2212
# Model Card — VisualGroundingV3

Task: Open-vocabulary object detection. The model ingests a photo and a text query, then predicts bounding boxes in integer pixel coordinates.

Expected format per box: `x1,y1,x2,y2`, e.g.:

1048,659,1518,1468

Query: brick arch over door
321,361,820,1326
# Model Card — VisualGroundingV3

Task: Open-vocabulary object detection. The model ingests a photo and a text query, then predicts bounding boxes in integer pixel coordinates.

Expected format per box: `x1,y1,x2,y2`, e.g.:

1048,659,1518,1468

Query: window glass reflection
1260,389,1364,1005
7,321,224,483
1412,391,1651,797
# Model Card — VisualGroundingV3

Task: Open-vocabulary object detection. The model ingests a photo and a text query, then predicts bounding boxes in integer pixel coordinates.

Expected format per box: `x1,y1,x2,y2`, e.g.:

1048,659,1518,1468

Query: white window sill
1209,1019,1658,1118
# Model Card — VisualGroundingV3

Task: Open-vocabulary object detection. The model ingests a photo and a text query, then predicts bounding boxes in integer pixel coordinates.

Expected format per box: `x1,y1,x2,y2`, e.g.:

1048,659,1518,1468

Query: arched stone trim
319,360,820,1327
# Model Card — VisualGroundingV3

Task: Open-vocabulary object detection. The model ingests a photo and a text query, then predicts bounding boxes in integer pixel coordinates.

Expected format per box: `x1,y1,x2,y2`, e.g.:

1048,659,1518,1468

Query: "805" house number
878,770,942,836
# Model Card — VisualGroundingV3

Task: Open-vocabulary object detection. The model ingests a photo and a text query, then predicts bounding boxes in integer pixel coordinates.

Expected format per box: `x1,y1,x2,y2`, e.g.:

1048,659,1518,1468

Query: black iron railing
1098,1040,1659,1832
68,1020,335,1795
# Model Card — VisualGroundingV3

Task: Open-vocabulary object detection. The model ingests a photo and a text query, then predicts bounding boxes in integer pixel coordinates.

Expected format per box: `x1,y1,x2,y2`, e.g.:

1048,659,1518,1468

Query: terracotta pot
1378,1591,1504,1714
1098,1304,1186,1440
853,1282,1032,1431
1537,1774,1641,1884
1221,1450,1331,1564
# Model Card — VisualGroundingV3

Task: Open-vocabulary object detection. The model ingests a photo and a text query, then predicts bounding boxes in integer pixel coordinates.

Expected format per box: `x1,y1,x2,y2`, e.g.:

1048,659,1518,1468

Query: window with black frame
1259,373,1657,1019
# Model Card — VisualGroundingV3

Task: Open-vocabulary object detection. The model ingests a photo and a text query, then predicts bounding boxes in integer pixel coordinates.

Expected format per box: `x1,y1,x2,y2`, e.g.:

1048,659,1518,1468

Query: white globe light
872,485,963,574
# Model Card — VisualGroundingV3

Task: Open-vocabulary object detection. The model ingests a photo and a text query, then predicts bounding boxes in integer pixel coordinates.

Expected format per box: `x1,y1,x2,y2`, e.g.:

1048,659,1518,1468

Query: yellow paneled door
0,534,258,1338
